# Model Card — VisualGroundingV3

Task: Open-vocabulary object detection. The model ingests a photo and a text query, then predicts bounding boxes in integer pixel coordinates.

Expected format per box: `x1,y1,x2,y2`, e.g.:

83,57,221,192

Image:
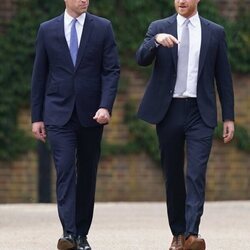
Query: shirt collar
64,10,86,26
177,12,200,27
77,12,86,26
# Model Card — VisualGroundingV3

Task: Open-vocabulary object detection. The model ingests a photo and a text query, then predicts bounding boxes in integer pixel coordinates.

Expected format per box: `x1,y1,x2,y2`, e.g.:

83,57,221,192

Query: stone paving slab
0,201,249,249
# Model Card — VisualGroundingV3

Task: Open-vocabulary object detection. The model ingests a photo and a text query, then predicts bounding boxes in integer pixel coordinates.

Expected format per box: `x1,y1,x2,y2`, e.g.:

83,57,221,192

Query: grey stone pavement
0,201,249,250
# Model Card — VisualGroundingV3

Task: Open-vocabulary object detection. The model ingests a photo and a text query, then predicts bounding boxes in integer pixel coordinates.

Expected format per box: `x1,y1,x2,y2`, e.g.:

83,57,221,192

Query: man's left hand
223,120,234,143
93,108,110,124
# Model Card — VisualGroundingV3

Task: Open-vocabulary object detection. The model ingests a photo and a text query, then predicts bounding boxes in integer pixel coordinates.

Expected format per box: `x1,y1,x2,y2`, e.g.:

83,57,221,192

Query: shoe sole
57,239,76,250
185,240,206,250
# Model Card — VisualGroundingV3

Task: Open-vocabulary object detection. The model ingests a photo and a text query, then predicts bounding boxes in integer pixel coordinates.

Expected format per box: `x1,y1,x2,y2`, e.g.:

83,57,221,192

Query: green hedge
0,0,249,161
102,102,250,165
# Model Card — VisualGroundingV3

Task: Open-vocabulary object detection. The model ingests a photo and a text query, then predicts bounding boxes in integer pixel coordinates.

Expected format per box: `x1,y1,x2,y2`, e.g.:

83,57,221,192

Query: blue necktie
70,19,78,66
174,19,190,95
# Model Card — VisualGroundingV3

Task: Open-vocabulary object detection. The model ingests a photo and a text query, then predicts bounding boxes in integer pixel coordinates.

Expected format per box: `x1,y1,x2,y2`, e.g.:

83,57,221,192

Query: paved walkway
0,201,249,249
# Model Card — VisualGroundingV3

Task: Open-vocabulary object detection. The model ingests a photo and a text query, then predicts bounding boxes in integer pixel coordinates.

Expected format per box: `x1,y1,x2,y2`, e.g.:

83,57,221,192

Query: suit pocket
46,85,58,95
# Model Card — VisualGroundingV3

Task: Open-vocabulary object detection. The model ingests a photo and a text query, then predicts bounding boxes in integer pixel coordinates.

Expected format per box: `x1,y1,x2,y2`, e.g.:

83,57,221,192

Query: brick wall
0,153,38,203
0,0,16,33
0,109,38,203
1,71,249,203
208,140,250,200
0,0,249,203
102,70,250,201
213,0,250,19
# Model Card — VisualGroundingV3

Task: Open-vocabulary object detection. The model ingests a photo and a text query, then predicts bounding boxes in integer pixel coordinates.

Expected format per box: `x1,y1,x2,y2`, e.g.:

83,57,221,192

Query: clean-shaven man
31,0,120,249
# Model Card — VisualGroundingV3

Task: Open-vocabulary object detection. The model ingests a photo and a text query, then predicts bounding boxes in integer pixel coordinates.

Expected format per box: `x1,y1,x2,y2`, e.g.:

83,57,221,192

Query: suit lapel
165,14,178,71
56,14,75,69
166,15,212,76
75,13,94,70
198,17,211,79
170,22,178,71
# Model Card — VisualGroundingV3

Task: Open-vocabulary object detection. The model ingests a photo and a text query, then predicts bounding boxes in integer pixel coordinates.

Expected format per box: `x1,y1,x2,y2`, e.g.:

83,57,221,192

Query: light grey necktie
174,19,190,95
70,19,78,66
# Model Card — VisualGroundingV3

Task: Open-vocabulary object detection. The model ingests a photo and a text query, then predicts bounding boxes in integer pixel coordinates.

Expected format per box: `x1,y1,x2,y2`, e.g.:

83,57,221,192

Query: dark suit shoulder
87,12,111,26
39,14,63,28
149,14,177,28
200,16,224,32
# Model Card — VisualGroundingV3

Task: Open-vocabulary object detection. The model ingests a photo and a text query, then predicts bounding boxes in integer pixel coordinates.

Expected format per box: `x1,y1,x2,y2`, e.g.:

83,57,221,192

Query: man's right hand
32,121,46,143
155,33,179,48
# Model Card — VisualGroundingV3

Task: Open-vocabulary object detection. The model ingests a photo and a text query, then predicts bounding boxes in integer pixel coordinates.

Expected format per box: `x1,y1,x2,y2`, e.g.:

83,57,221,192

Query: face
175,0,200,18
64,0,89,18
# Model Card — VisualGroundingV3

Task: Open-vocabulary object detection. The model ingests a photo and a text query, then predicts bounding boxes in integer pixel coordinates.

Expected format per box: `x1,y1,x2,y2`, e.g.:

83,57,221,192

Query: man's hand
223,121,234,143
93,108,110,124
155,33,179,48
32,121,46,143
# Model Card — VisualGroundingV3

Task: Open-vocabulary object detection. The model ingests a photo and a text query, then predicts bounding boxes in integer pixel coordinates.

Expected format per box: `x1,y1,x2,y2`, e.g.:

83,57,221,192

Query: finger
166,37,174,47
100,112,110,119
163,39,171,48
38,136,46,143
98,114,105,119
100,117,108,123
96,119,104,124
34,133,45,142
41,127,46,138
39,136,46,143
98,117,109,124
170,36,179,44
34,133,40,140
224,136,231,143
223,135,229,143
223,125,228,138
224,132,233,143
32,128,39,135
105,117,110,123
93,113,99,120
34,131,41,138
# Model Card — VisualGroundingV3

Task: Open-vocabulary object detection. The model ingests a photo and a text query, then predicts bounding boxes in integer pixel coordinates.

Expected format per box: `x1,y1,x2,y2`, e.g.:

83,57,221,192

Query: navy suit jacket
136,14,234,128
31,13,120,127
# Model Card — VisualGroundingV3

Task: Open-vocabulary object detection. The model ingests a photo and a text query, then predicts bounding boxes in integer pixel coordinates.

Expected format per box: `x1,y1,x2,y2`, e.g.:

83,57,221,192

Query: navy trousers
46,111,103,237
156,98,214,236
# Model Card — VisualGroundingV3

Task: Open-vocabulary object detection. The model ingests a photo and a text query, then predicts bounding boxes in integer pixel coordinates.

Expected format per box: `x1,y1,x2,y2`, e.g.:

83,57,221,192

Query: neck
186,10,198,19
66,9,82,19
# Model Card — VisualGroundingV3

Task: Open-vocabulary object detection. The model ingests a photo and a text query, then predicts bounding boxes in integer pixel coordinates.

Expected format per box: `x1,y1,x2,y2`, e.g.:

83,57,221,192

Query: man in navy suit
31,0,120,249
136,0,234,249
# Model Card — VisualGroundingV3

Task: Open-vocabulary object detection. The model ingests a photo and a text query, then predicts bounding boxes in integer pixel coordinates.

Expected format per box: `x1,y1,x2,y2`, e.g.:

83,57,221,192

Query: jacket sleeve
136,22,159,66
31,24,49,123
100,21,120,114
215,28,234,122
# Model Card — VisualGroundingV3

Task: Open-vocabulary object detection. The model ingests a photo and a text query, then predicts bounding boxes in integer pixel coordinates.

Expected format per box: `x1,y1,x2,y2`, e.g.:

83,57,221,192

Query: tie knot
72,18,77,26
184,19,190,27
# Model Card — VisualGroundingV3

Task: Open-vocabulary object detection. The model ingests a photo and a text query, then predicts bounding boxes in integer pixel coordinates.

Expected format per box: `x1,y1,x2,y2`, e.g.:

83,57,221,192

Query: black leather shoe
57,234,76,250
76,236,91,250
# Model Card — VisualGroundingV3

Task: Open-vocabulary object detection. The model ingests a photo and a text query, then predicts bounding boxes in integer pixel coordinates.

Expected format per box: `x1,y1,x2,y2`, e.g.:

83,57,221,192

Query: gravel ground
0,201,249,250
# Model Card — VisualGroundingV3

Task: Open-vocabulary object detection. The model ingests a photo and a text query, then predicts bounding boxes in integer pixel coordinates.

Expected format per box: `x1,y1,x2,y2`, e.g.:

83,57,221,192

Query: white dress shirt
174,12,201,98
64,10,86,48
